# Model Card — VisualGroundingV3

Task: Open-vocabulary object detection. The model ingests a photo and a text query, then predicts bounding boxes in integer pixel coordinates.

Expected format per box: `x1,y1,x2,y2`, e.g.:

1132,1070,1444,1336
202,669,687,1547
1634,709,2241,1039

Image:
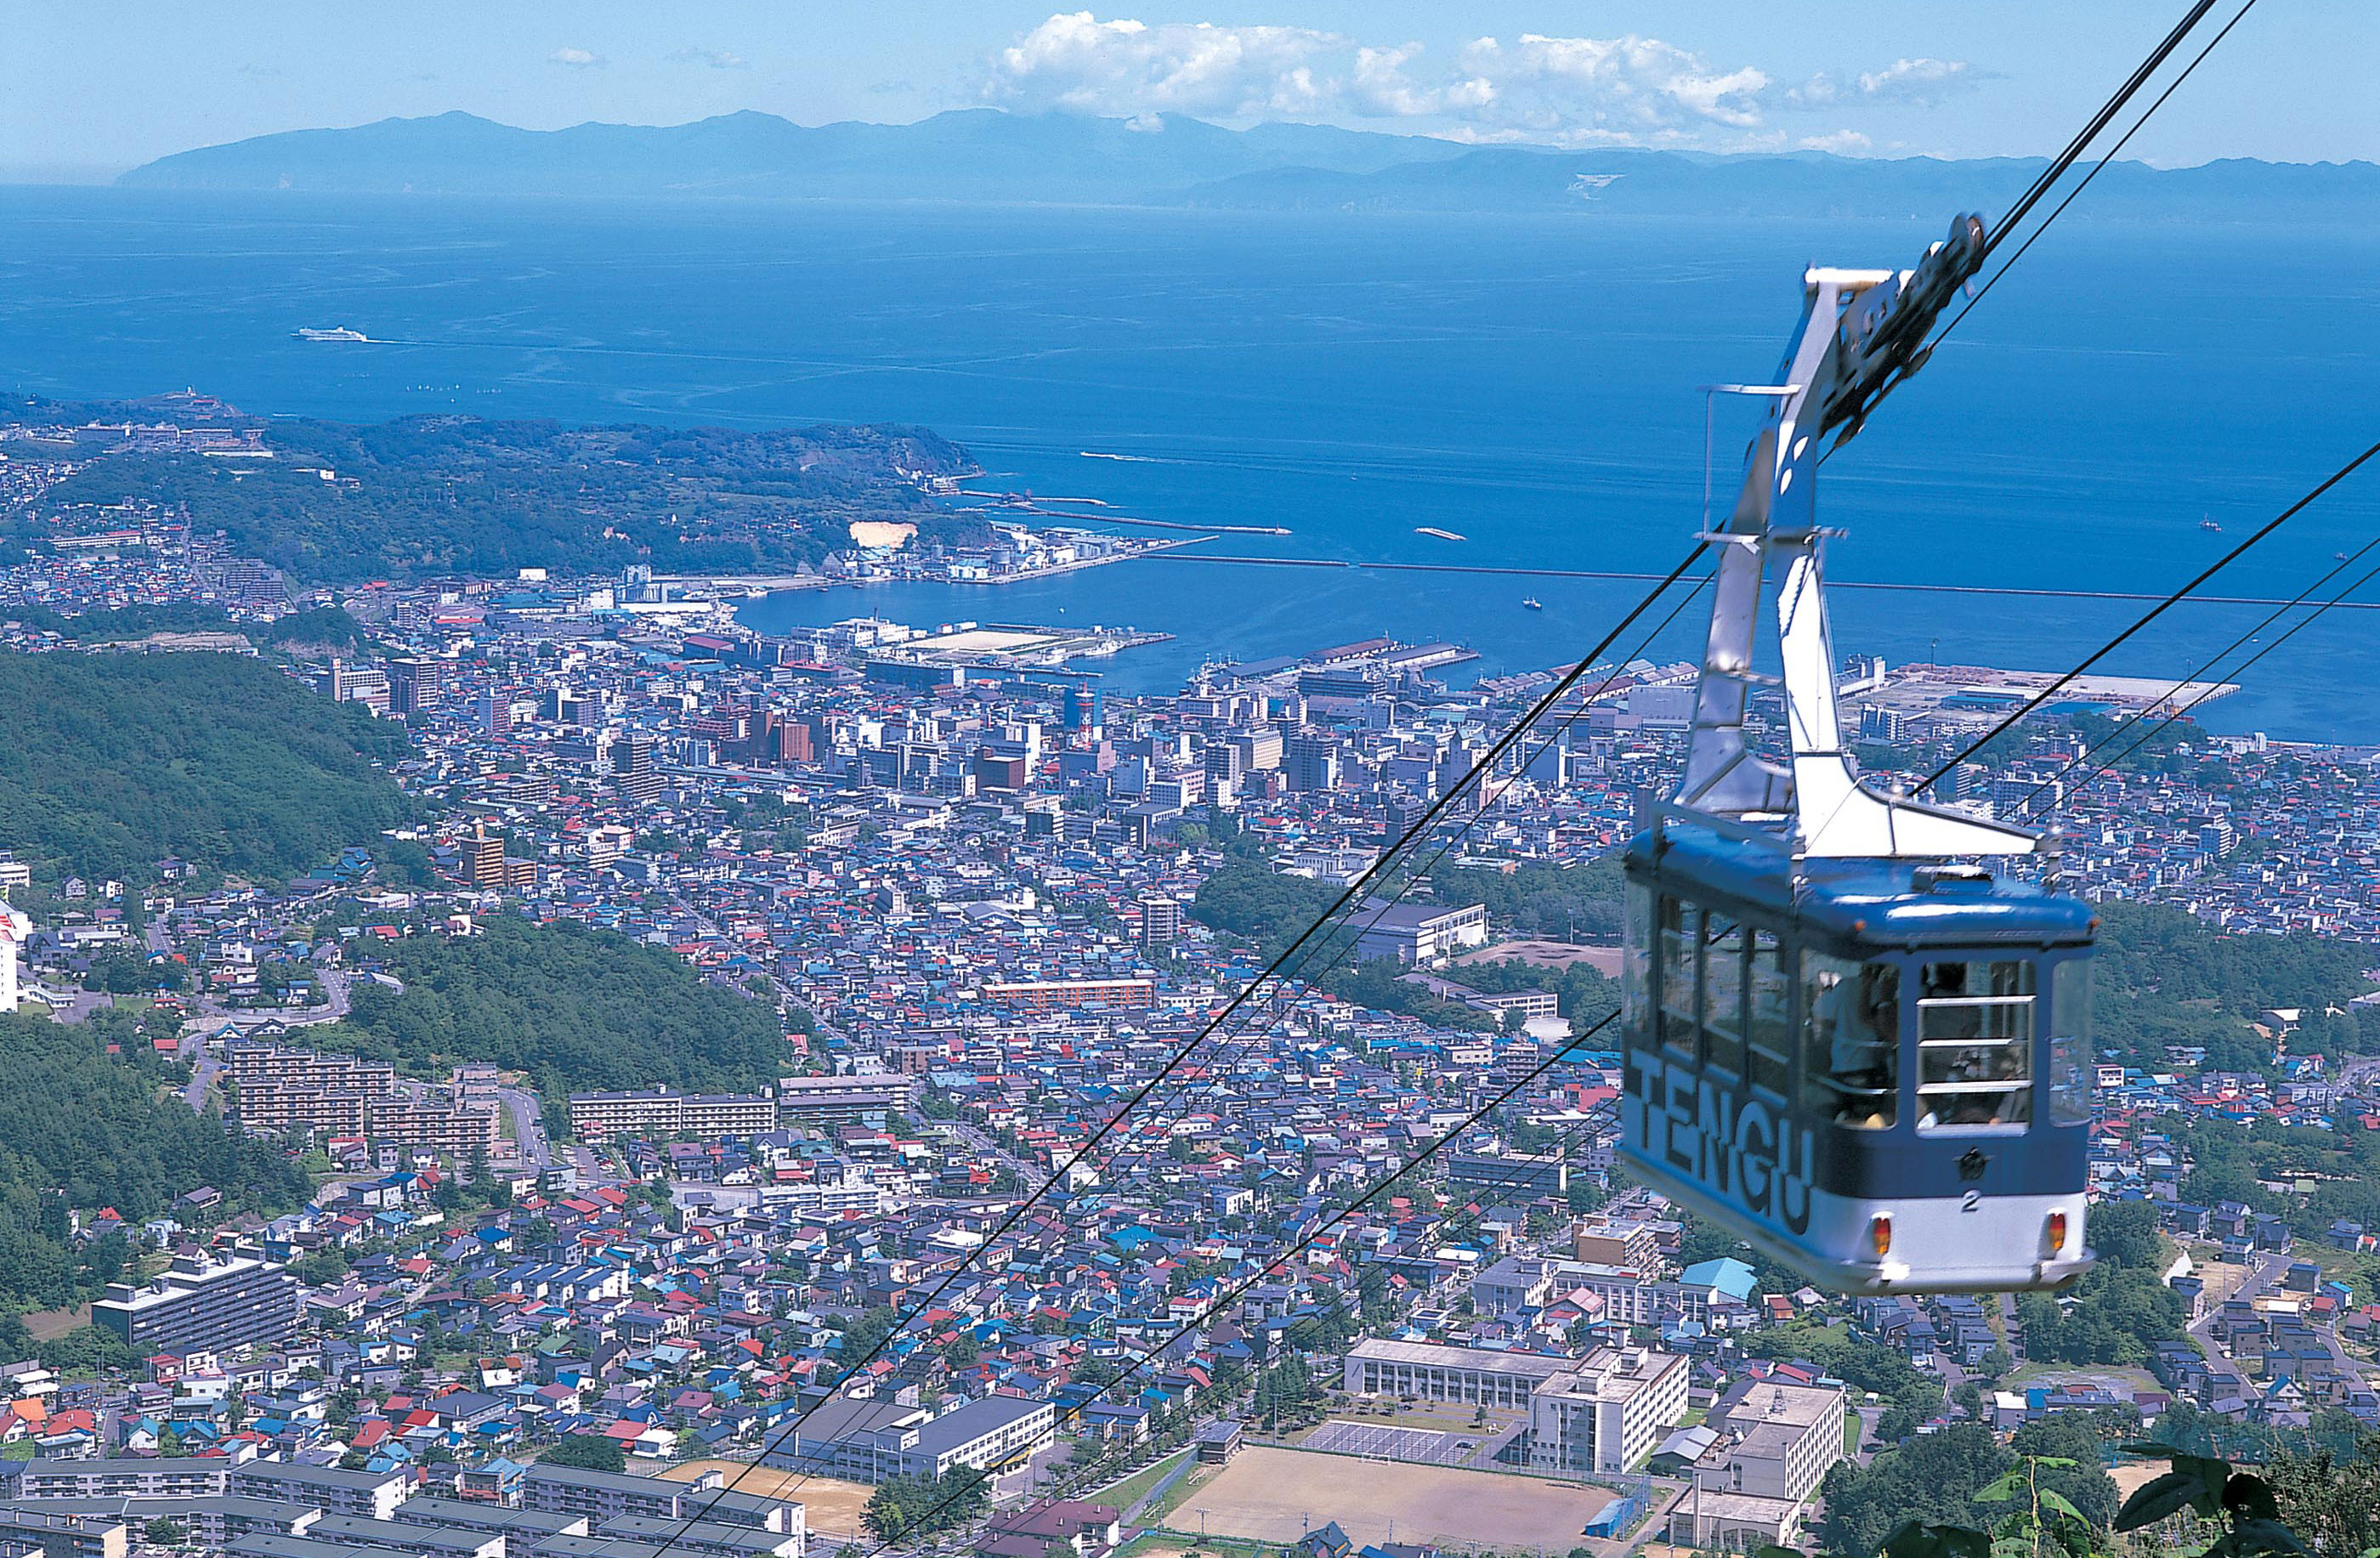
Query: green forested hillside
0,651,410,888
305,916,792,1111
2089,900,2379,1072
0,1012,310,1310
29,411,976,585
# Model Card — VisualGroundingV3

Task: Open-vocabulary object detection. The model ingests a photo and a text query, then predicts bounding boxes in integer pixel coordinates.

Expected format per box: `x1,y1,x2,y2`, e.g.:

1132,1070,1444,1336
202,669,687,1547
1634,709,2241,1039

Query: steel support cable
2030,552,2380,817
1980,0,2219,260
1917,437,2380,791
846,1013,1621,1555
1044,564,1705,1201
640,546,1708,1555
2003,527,2380,819
654,18,2245,1546
1063,573,1712,1200
1821,0,2245,456
1935,0,2260,348
843,1102,1618,1558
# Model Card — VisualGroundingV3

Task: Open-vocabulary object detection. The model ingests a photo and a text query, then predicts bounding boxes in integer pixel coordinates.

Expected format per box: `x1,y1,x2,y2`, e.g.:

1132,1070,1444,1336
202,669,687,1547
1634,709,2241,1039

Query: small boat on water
1414,526,1466,541
294,326,368,343
2200,516,2222,532
1522,597,1544,611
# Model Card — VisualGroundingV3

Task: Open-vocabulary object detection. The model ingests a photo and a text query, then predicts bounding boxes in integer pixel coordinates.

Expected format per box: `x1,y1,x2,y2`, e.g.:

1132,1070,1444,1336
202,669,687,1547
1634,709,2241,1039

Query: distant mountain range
116,108,2380,218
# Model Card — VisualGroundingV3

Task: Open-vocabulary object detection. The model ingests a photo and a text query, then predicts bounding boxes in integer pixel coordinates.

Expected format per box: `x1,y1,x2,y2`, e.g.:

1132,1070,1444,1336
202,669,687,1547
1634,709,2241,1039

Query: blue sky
4,1,2371,178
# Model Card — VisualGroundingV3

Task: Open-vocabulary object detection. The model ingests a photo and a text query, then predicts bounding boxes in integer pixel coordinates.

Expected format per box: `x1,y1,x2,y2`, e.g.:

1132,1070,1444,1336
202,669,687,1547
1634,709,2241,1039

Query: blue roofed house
1667,1258,1758,1329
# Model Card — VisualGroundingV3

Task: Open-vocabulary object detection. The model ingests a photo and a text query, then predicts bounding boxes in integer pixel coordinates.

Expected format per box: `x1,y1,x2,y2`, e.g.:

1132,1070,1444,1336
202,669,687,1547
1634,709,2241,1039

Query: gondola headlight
2046,1210,2069,1255
1868,1214,1893,1259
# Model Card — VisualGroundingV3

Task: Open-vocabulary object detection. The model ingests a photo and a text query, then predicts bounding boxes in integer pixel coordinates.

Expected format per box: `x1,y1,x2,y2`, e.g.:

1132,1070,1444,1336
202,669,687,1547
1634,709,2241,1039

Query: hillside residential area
0,404,2377,1558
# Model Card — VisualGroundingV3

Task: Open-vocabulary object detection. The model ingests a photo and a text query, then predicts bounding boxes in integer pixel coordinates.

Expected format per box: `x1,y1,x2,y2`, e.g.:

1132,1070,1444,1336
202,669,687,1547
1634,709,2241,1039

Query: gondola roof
1627,821,2098,947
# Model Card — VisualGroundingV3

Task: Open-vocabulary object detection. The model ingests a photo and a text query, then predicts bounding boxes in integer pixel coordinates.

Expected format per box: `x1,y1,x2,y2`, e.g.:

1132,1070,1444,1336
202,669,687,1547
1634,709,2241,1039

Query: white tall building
0,901,29,1013
1527,1346,1690,1476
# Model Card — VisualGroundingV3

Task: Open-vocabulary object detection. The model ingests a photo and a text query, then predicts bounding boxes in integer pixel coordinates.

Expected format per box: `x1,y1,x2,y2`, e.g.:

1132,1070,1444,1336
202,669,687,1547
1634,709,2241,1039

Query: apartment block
567,1087,781,1142
367,1091,504,1158
93,1250,299,1357
774,1074,919,1127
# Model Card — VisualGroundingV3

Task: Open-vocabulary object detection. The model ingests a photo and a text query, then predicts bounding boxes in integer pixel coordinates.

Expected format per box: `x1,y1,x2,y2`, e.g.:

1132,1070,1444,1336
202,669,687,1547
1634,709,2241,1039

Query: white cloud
989,13,1339,120
985,14,1978,147
548,46,604,70
1463,34,1769,133
1798,129,1874,155
1787,56,1983,110
668,47,751,71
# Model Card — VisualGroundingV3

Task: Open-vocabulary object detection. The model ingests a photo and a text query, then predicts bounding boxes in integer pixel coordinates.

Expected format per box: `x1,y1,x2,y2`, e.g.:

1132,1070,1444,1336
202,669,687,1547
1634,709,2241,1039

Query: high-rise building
1227,727,1283,773
94,1249,300,1357
1139,896,1182,949
1285,734,1340,792
323,660,391,714
385,658,445,716
468,824,507,889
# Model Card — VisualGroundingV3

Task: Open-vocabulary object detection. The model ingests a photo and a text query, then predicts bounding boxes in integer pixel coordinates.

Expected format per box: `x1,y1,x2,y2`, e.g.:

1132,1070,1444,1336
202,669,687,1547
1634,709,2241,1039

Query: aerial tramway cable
1976,0,2222,263
1839,0,2246,442
1063,572,1714,1198
1917,438,2380,791
2020,551,2380,818
1932,0,2260,349
845,1014,1622,1557
646,3,2266,1550
641,547,1710,1550
2001,530,2380,819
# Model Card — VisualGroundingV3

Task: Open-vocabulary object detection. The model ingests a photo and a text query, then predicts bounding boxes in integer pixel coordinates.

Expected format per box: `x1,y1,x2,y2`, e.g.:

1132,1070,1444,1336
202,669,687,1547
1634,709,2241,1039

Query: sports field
658,1459,878,1534
1184,1447,1614,1550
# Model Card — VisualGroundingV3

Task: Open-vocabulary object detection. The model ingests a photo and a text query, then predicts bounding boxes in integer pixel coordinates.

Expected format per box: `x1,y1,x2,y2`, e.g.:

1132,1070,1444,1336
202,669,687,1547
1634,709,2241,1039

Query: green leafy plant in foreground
1756,1447,2340,1558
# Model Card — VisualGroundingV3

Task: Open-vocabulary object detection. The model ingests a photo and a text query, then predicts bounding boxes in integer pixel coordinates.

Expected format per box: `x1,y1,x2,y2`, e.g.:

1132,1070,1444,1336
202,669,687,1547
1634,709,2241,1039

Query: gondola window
1702,913,1747,1083
2050,959,2093,1126
1658,896,1698,1062
1916,960,2034,1130
1805,953,1896,1129
1747,929,1793,1101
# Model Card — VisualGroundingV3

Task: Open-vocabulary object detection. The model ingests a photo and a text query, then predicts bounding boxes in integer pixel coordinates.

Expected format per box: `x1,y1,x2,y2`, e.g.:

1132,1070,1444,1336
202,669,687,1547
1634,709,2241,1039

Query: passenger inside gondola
1917,960,2034,1130
1809,959,1898,1130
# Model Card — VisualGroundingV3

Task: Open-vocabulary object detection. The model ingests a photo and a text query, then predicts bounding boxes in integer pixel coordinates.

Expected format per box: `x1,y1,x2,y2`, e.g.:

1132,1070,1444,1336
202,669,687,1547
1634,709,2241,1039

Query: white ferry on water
293,326,369,343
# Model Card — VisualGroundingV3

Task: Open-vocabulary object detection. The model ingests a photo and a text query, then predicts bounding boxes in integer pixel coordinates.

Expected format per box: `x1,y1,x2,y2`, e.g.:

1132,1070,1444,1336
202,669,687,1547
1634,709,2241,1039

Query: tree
838,1306,902,1368
309,915,791,1104
144,1518,186,1545
0,650,410,890
1817,1425,2012,1555
539,1434,626,1474
2110,1444,2326,1558
863,1466,989,1542
2007,1414,2120,1532
2259,1431,2380,1555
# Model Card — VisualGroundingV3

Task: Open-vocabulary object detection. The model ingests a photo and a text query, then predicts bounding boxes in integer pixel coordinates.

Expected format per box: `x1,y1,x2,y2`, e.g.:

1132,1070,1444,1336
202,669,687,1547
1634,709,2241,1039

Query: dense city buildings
3,399,2379,1556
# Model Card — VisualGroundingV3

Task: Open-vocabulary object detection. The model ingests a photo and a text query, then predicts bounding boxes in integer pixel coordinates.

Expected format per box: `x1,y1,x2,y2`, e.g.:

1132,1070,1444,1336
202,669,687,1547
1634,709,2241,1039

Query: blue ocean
3,188,2374,738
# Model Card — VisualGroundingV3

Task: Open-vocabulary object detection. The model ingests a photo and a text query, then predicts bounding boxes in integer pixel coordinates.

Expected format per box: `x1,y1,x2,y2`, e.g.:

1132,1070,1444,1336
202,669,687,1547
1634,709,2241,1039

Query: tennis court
1304,1419,1473,1465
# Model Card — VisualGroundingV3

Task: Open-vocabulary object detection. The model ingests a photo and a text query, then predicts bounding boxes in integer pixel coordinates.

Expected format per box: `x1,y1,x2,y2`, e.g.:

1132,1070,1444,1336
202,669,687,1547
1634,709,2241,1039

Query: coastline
650,532,1216,596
